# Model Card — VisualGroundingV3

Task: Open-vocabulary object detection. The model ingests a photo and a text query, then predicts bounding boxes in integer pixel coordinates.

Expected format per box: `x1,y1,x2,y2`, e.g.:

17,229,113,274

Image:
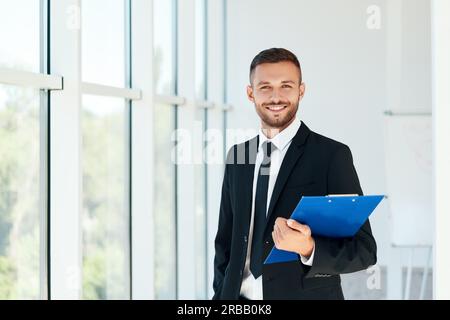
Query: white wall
225,0,431,299
432,0,450,301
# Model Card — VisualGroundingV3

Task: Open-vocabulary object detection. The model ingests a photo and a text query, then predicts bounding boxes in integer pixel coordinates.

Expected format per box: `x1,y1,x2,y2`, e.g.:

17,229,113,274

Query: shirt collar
258,117,302,152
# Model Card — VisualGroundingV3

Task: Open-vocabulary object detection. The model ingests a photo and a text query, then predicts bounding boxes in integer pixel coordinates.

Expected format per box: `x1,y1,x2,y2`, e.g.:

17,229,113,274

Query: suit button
240,270,243,276
265,241,269,244
244,236,248,243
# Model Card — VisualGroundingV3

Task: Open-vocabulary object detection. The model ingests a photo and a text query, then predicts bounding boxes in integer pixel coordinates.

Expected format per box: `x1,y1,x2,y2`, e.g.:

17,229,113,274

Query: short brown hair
249,48,302,83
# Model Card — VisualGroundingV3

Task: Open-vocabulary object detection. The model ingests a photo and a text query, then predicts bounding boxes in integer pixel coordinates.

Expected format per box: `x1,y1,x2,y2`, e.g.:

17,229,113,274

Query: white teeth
268,106,286,111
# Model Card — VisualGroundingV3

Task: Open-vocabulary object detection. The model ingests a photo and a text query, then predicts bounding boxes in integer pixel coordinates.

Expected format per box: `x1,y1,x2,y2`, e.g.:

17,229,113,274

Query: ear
299,82,306,100
247,85,255,103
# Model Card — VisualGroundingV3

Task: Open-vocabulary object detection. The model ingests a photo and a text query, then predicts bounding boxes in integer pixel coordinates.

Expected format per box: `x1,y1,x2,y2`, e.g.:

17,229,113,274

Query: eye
282,85,292,89
260,86,270,90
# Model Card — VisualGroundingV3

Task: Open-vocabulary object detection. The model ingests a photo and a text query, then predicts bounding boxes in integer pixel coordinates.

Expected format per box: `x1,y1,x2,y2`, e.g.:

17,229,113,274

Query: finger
275,217,287,228
275,224,283,241
287,219,311,237
279,223,287,240
277,219,290,233
272,231,279,248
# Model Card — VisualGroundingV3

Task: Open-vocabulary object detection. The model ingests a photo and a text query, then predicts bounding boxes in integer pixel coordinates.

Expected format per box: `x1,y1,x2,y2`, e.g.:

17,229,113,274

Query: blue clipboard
263,194,384,265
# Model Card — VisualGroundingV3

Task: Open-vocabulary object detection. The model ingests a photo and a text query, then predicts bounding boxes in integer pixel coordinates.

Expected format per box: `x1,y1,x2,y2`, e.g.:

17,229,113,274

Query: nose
271,89,282,104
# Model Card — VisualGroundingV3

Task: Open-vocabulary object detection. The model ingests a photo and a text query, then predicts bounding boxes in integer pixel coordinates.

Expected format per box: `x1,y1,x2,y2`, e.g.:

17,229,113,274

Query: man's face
247,61,305,131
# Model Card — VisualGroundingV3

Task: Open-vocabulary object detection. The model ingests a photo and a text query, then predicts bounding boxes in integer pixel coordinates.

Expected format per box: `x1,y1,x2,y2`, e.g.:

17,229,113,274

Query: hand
272,217,315,258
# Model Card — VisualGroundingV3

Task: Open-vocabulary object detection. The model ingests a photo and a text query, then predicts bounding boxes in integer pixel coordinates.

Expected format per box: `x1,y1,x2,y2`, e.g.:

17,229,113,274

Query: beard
255,100,299,129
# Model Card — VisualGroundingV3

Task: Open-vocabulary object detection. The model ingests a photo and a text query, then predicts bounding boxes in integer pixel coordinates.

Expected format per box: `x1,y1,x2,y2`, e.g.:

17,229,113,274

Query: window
82,0,126,87
153,103,177,299
153,0,176,95
194,107,208,299
0,0,40,72
81,95,129,299
194,0,208,299
0,0,228,300
0,0,46,300
0,85,42,299
81,0,130,299
195,0,207,100
153,0,178,299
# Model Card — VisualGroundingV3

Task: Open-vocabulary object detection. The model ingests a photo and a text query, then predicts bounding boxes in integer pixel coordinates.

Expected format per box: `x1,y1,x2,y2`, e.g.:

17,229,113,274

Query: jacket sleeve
304,144,377,278
212,148,234,299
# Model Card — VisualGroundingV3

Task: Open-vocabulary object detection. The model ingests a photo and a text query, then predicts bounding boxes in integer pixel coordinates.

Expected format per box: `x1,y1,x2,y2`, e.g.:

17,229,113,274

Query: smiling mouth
266,105,287,112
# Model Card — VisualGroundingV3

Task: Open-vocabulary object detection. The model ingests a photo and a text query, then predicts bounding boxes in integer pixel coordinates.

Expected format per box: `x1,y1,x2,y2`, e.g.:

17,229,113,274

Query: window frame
0,0,54,300
0,0,231,300
48,0,141,299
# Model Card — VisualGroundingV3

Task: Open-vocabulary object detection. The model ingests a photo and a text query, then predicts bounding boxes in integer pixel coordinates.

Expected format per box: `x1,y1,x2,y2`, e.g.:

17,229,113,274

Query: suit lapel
264,123,311,231
239,136,259,230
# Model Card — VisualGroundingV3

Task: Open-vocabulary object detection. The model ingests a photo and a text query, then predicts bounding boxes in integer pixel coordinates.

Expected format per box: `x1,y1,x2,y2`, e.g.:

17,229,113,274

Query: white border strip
0,67,63,90
81,82,142,100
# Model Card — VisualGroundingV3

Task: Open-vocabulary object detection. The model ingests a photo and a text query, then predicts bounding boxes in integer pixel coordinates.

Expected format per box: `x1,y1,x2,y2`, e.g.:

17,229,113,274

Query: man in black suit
213,48,377,300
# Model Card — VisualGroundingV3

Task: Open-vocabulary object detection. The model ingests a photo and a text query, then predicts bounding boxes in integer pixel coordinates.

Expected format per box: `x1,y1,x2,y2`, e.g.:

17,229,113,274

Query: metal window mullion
130,0,156,299
173,0,180,300
176,0,197,299
39,0,50,301
202,0,209,299
223,0,228,161
49,0,83,299
125,0,132,300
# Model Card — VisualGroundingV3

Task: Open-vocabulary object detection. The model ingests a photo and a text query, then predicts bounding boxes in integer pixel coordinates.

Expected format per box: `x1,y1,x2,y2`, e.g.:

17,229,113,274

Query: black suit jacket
213,122,377,300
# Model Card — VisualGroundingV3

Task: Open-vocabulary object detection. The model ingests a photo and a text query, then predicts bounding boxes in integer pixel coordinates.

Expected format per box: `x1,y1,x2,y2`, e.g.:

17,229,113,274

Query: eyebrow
256,80,296,86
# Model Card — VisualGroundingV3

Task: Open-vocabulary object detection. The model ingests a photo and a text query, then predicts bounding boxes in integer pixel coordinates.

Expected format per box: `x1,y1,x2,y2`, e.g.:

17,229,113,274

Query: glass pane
153,103,176,299
195,0,207,298
82,0,126,87
0,84,41,299
0,0,40,72
195,0,206,99
194,108,207,299
153,0,176,95
81,95,129,299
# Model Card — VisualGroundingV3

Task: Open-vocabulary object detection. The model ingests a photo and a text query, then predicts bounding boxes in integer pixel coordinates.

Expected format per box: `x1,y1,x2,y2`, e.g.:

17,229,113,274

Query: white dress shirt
239,117,315,300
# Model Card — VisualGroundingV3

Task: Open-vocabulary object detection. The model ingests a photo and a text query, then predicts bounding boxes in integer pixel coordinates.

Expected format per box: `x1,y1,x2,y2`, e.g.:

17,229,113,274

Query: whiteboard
383,113,432,247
